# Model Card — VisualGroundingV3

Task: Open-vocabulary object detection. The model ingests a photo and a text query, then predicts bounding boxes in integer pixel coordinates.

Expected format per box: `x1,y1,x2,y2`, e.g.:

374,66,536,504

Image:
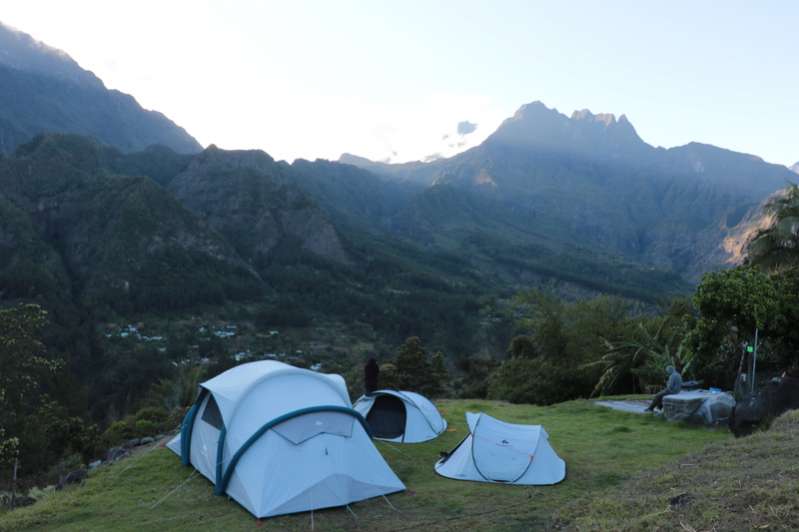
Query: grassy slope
555,410,799,531
0,399,726,532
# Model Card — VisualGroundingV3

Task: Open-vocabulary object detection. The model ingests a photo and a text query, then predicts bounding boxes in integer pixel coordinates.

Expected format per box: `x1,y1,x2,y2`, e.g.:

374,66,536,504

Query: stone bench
663,390,735,425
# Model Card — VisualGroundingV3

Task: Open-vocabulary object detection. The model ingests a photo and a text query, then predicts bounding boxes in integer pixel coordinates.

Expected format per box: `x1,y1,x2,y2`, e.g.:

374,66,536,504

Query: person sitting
364,357,379,395
645,365,682,412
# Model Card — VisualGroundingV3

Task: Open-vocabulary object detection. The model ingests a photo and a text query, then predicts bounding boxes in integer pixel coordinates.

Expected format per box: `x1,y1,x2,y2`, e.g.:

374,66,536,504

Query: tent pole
11,458,18,507
382,494,399,512
751,328,759,394
346,504,359,521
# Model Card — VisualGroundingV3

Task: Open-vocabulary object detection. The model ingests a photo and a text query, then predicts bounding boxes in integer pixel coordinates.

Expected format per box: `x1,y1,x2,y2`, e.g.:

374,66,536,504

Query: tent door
366,395,406,439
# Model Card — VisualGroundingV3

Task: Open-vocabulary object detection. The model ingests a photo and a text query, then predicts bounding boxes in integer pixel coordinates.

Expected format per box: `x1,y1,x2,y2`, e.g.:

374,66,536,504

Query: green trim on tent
180,389,208,466
213,405,371,496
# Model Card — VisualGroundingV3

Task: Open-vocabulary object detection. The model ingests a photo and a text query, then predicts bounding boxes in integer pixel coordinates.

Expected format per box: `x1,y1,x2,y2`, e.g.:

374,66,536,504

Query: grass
0,398,727,531
554,409,799,531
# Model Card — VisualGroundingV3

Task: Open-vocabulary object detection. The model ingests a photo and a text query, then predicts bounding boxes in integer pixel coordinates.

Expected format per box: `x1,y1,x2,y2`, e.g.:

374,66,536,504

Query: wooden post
11,457,18,507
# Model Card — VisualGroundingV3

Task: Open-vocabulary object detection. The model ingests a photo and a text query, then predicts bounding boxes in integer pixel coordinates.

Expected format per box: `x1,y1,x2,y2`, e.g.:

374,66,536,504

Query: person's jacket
666,371,683,394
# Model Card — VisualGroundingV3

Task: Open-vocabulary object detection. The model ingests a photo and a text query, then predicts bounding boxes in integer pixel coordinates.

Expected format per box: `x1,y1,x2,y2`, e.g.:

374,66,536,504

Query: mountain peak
506,100,562,123
487,100,650,161
0,21,103,88
0,21,202,154
338,153,377,167
190,145,276,173
791,161,799,174
571,109,617,126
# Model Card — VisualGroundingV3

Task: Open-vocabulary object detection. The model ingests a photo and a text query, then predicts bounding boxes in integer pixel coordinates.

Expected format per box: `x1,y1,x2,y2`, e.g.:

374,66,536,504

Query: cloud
423,152,443,162
457,120,478,136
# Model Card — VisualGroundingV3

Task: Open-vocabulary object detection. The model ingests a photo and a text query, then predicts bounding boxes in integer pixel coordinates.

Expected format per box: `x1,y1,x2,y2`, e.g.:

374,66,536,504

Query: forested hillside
1,19,797,498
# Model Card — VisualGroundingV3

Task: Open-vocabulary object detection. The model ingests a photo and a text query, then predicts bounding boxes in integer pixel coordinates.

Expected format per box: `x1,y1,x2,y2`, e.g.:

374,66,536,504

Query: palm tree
747,184,799,272
587,315,694,397
145,364,205,412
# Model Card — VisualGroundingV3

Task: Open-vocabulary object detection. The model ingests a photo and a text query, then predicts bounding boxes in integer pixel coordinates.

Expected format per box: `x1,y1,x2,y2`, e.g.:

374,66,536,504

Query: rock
140,436,155,445
12,495,36,508
669,492,693,508
88,460,102,470
105,446,128,462
663,395,706,422
124,438,141,448
56,468,88,490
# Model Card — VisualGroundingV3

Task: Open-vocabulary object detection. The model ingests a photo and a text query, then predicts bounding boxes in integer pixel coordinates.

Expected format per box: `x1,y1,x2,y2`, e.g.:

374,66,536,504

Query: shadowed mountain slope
0,22,201,154
341,101,796,280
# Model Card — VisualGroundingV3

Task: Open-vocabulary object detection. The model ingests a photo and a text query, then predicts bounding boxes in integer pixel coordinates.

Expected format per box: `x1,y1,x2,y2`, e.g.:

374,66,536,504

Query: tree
146,364,206,412
746,184,799,272
515,292,568,360
395,337,429,390
454,357,499,399
772,269,799,370
588,313,693,397
690,267,780,386
508,335,537,359
0,304,61,472
428,351,449,398
489,292,634,404
377,363,400,390
393,337,449,397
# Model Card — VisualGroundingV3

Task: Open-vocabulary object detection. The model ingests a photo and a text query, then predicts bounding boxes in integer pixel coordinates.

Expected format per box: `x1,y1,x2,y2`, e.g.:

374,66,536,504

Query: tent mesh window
201,394,224,429
366,395,406,439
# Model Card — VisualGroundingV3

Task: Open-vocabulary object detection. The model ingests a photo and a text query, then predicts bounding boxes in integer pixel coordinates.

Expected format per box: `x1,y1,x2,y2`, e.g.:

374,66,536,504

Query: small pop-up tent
354,390,447,443
434,412,565,485
167,361,405,518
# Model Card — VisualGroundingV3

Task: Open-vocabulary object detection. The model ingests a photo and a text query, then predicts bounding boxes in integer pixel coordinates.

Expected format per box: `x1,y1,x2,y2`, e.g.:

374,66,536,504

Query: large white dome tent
167,361,405,518
353,389,447,443
434,412,565,485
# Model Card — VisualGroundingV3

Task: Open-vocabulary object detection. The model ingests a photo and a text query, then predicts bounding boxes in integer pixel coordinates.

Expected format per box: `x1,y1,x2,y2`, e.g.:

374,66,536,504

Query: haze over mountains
0,21,795,327
341,102,795,279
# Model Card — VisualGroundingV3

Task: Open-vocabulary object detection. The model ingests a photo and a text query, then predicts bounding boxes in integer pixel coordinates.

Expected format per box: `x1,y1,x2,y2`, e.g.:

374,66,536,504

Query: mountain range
0,22,795,349
0,22,201,154
341,102,795,280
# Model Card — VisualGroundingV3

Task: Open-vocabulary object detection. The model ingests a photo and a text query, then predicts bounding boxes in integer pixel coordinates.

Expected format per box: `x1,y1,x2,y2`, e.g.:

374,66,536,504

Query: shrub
487,357,587,405
132,407,169,425
133,420,158,436
100,406,171,448
101,420,135,448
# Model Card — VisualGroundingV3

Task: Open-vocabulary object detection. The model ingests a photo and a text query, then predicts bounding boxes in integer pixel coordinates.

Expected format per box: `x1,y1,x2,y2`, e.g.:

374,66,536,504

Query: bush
132,407,169,425
101,406,173,448
134,420,158,436
393,337,449,397
487,357,587,405
101,420,135,448
378,363,400,390
455,357,499,399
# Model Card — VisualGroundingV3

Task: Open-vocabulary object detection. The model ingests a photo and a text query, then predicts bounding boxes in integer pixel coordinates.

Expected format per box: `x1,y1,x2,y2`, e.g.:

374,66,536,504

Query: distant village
103,321,323,371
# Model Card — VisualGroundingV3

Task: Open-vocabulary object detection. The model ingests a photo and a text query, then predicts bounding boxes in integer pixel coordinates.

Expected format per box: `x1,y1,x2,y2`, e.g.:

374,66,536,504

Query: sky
2,1,798,165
